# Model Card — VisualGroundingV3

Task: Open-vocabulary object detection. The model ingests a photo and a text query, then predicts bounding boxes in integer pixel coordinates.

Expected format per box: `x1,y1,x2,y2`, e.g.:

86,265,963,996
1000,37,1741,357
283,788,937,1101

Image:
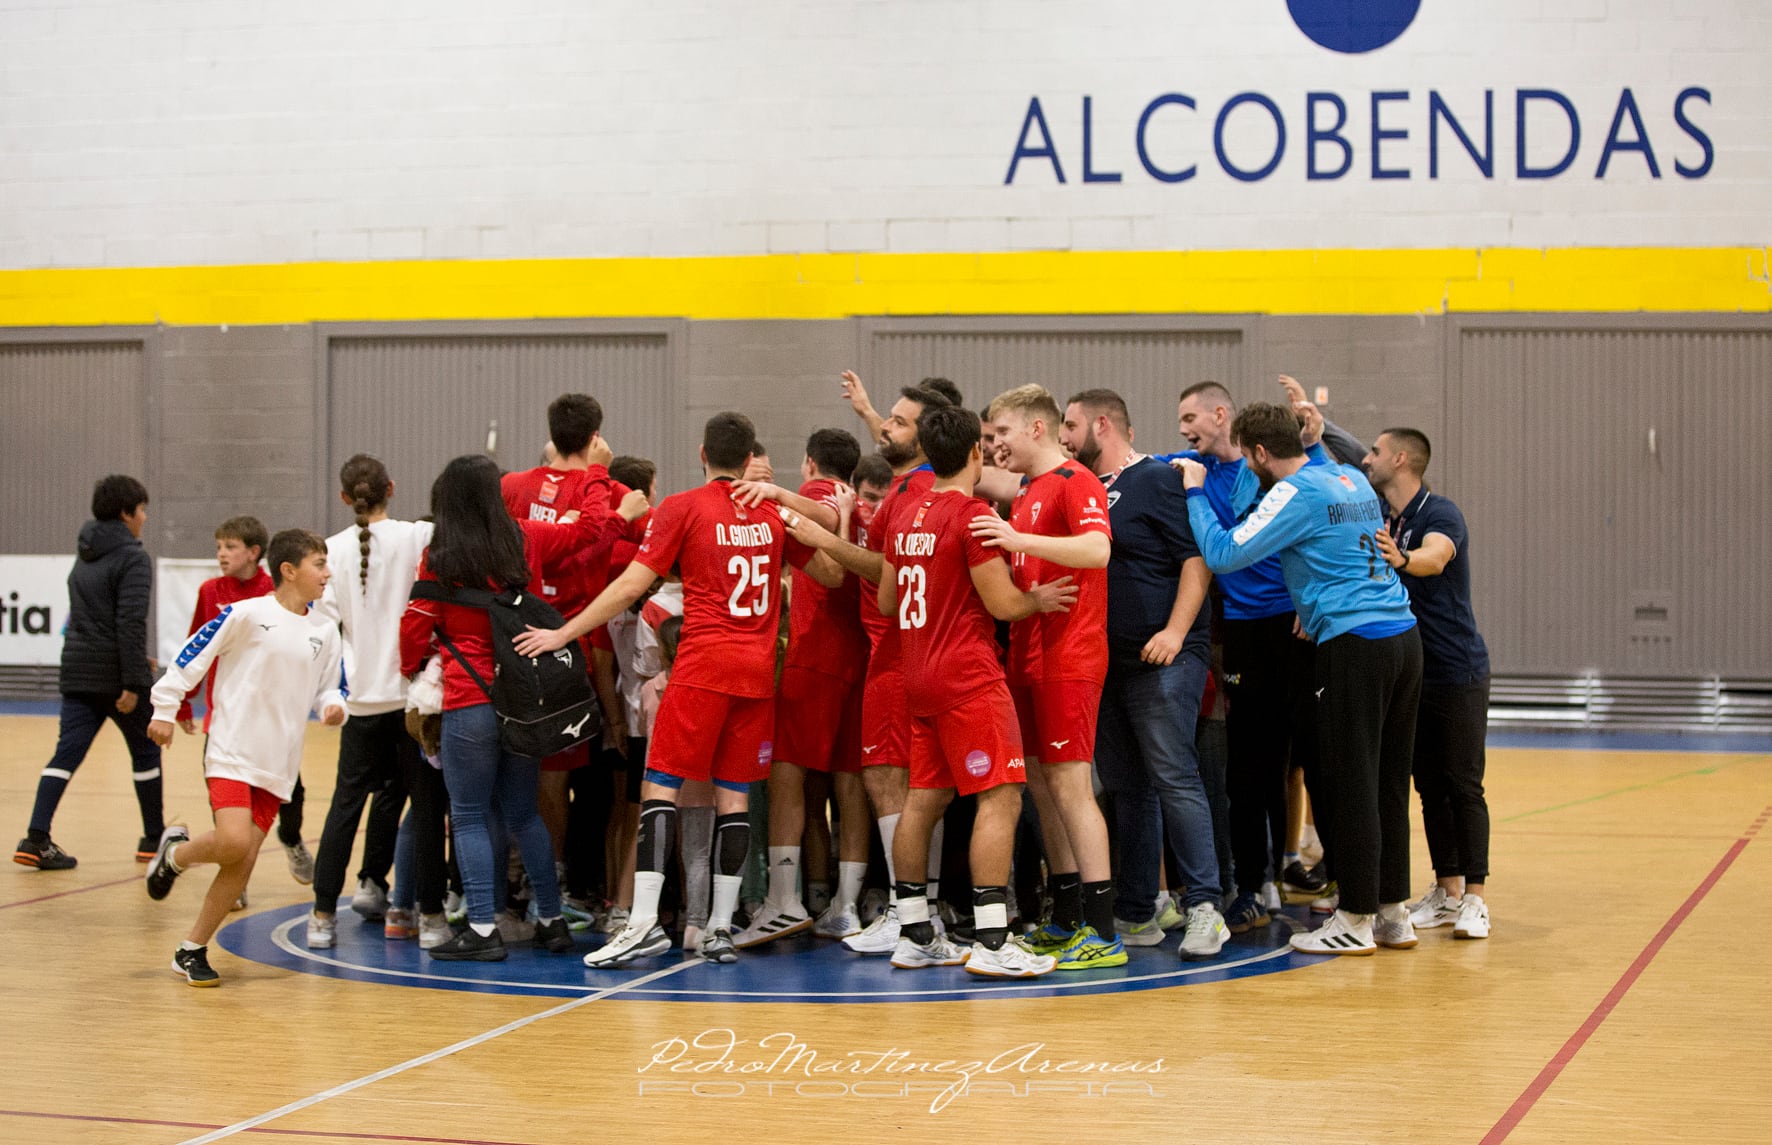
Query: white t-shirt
318,518,433,716
151,595,347,800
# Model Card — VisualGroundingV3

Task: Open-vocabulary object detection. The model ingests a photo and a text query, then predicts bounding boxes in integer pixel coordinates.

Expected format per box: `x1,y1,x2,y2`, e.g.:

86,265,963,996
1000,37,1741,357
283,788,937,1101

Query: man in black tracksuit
13,475,165,870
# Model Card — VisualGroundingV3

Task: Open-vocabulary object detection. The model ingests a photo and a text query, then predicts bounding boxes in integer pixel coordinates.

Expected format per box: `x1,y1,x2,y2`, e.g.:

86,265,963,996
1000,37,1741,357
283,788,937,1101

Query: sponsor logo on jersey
539,478,560,506
1049,739,1070,752
1106,490,1122,509
963,750,992,778
758,740,775,767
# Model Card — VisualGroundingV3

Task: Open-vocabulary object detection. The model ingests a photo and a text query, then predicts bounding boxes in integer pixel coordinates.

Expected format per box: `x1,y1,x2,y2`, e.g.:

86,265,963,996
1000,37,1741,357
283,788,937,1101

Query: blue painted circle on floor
219,900,1328,1002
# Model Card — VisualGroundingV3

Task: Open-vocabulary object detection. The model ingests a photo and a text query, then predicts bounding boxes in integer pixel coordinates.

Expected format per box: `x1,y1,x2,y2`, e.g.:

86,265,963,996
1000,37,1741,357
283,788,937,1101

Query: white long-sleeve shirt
151,595,347,800
317,518,433,716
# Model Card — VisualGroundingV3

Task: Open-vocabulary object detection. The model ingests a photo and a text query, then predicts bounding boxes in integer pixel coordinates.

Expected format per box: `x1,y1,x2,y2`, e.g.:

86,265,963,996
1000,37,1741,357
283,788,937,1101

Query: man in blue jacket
1178,403,1423,957
14,475,165,871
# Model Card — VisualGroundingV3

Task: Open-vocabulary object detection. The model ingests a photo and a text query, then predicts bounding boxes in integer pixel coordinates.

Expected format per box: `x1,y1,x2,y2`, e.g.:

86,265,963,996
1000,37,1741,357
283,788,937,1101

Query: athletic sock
712,813,749,930
836,860,866,912
766,845,801,911
631,871,666,928
166,844,185,875
926,819,944,905
877,813,900,891
895,882,932,944
179,939,204,952
973,886,1009,951
469,921,496,937
1049,872,1082,931
1082,880,1115,938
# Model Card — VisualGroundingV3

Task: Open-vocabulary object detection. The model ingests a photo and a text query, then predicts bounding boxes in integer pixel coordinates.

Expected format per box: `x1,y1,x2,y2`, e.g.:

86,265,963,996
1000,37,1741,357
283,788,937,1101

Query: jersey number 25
727,555,771,617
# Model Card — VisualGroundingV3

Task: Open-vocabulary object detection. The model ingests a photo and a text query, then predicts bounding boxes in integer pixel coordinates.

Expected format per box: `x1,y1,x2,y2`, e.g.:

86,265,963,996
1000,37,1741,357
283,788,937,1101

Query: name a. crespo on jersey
894,532,936,557
718,522,776,547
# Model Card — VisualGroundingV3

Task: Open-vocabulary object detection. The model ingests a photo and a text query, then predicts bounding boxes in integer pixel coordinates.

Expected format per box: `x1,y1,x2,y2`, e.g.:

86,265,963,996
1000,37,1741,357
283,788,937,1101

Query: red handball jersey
634,478,814,700
885,489,1010,718
500,465,616,617
1006,463,1112,685
784,478,867,683
858,466,936,668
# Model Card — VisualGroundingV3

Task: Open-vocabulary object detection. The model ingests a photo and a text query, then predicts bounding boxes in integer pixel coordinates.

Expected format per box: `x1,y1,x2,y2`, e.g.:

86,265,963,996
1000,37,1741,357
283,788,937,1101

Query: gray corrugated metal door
869,328,1243,454
0,341,147,553
327,334,674,535
1459,326,1768,677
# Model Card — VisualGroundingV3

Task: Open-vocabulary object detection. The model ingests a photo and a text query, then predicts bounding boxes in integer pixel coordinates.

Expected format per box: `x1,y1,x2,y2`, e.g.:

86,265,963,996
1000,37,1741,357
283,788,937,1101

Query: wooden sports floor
2,712,1768,1144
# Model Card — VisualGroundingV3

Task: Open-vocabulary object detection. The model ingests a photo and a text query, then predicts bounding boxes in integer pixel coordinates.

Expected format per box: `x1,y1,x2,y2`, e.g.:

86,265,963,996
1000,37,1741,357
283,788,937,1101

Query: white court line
176,955,699,1145
264,915,1301,999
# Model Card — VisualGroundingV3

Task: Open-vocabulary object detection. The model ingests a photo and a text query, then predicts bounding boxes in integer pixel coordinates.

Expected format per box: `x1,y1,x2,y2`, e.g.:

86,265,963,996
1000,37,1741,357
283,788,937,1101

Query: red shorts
775,666,864,774
910,682,1026,797
207,777,281,835
859,664,911,770
1011,680,1103,764
648,681,776,786
540,740,593,773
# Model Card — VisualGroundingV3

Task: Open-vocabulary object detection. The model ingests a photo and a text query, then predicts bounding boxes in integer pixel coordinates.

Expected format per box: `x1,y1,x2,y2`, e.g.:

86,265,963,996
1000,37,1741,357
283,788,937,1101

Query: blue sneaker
1052,926,1127,970
1223,892,1270,934
1017,921,1077,957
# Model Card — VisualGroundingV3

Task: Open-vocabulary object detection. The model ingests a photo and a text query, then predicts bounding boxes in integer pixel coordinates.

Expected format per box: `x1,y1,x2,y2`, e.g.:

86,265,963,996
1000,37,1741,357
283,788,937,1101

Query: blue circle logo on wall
1287,0,1421,54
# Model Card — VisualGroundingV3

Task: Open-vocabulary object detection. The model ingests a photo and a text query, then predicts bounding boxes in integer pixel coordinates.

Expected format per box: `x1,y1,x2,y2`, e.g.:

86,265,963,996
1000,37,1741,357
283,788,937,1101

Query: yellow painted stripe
0,247,1768,326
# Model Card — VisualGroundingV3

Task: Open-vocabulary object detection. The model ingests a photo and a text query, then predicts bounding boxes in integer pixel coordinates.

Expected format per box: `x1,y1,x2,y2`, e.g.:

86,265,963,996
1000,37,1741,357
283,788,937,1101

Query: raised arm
841,370,886,443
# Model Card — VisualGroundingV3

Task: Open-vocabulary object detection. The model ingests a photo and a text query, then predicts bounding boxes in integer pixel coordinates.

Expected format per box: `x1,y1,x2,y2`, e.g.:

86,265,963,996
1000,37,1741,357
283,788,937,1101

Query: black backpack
409,580,599,759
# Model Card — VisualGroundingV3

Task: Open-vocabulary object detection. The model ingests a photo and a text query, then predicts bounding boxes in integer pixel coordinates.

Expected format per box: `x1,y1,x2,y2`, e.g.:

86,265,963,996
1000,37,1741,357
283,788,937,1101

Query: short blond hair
987,383,1063,428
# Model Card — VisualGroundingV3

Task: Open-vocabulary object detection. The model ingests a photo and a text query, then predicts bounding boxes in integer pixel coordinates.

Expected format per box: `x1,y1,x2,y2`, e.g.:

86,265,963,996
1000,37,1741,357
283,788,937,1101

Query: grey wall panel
156,326,315,557
1455,321,1772,677
862,319,1246,455
0,339,146,554
326,332,675,534
1679,331,1772,676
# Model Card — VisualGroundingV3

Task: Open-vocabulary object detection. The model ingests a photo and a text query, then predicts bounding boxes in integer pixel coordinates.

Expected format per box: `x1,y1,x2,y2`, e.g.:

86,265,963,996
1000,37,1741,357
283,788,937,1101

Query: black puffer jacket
59,519,154,696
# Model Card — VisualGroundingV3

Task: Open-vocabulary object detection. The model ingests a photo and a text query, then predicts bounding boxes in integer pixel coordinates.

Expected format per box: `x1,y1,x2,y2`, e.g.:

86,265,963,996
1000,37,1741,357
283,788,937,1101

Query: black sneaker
135,835,157,863
1282,860,1328,895
13,836,77,871
172,945,221,987
534,917,574,954
145,826,190,900
429,926,508,962
1224,892,1271,934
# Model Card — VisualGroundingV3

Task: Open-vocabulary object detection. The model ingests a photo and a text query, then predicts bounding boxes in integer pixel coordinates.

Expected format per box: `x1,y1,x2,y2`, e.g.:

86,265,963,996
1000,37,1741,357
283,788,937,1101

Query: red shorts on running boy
207,777,281,834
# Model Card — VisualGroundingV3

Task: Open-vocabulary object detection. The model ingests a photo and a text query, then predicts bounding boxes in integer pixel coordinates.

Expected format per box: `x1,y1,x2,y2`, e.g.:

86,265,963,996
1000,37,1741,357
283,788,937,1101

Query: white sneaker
698,926,738,964
306,911,337,949
418,912,451,949
890,931,970,969
600,906,629,936
1179,903,1230,960
814,902,862,939
1374,906,1418,949
1153,891,1185,931
284,841,314,885
965,940,1056,978
584,921,672,967
1409,885,1462,930
1116,916,1166,947
384,907,419,939
843,906,900,954
497,911,536,943
734,903,813,949
1259,880,1283,913
351,877,388,920
1289,909,1377,956
1454,894,1490,940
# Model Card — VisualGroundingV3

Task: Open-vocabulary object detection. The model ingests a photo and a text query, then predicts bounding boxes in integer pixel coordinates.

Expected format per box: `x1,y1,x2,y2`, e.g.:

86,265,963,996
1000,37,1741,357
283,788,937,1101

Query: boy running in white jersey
145,530,348,986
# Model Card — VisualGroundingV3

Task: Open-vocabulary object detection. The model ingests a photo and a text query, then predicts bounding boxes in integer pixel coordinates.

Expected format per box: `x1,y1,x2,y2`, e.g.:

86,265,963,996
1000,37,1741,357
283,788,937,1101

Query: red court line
0,873,139,909
1481,804,1772,1144
0,1108,539,1144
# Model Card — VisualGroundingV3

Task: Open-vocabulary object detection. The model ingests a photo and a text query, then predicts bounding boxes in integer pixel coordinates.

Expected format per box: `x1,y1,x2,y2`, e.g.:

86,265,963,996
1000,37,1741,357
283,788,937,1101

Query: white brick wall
0,0,1765,268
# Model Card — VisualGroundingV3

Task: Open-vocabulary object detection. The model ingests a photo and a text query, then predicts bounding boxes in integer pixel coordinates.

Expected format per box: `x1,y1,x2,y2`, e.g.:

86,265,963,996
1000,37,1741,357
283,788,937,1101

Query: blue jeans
1095,650,1221,921
439,703,561,926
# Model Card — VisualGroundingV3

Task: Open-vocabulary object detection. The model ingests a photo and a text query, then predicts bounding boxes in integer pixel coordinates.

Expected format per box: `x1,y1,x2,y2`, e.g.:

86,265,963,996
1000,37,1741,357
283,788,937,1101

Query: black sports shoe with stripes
145,826,190,901
13,836,77,870
172,945,221,987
